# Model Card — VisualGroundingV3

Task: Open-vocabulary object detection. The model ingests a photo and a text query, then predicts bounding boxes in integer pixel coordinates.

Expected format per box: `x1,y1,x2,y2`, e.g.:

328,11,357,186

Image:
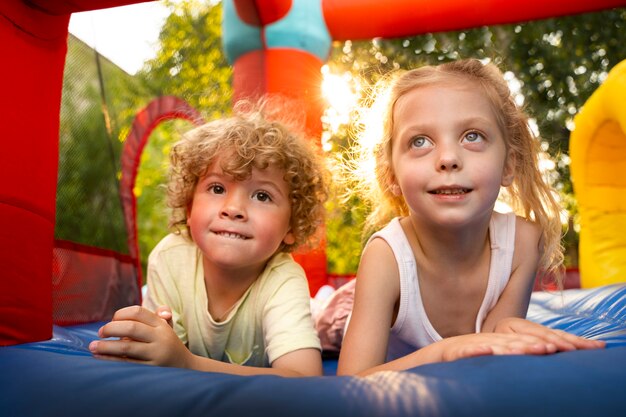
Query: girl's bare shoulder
514,215,542,248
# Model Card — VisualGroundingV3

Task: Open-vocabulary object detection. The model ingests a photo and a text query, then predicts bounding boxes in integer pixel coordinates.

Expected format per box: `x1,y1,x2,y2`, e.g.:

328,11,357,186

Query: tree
129,4,625,274
324,8,626,270
57,35,151,252
139,0,232,118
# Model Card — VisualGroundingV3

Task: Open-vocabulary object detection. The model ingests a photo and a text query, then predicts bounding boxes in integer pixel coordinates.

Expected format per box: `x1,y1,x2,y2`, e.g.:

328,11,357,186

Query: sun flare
320,66,360,149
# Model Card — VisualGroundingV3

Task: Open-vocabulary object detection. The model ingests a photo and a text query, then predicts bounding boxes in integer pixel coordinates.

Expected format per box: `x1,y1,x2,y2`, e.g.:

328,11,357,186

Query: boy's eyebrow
253,178,287,197
200,171,288,197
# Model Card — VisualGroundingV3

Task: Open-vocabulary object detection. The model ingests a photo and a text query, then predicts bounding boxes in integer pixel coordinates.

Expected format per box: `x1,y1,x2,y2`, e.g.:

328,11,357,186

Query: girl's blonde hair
168,100,328,253
347,59,563,278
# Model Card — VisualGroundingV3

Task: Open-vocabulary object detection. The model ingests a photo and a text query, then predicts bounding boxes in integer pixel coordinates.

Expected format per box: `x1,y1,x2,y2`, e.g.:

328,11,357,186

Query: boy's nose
220,194,247,220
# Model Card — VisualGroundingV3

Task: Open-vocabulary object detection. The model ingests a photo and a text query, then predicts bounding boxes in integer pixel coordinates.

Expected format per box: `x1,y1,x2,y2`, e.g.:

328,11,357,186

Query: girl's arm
337,229,598,377
342,331,567,377
337,238,400,376
481,217,542,332
494,317,605,351
336,238,503,377
89,306,322,377
482,218,605,351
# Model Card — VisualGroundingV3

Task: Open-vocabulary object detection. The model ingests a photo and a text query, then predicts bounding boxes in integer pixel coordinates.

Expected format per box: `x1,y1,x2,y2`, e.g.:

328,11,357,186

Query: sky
68,1,171,75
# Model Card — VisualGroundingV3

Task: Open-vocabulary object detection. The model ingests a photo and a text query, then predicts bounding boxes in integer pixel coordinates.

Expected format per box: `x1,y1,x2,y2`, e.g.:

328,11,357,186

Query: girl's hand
88,306,192,368
436,331,561,362
494,317,606,351
370,330,581,376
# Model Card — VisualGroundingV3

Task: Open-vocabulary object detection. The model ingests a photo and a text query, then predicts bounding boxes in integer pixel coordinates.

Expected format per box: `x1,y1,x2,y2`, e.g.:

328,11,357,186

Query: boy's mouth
214,231,250,240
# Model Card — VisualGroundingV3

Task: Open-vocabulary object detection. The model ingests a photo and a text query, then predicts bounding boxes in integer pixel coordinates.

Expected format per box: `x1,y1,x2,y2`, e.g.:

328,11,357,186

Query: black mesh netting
53,35,146,324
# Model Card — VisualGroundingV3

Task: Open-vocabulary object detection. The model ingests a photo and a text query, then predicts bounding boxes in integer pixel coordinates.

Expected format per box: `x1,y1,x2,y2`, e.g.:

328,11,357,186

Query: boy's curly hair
168,101,328,253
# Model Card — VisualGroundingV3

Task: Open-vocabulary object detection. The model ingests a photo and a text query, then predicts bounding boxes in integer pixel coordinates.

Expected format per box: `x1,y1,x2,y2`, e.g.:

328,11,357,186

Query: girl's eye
410,136,432,149
208,184,225,194
463,131,484,143
253,191,272,202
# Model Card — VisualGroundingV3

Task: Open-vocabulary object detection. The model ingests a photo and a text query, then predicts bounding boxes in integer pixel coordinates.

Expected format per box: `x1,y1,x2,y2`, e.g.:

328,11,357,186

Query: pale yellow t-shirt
143,233,320,366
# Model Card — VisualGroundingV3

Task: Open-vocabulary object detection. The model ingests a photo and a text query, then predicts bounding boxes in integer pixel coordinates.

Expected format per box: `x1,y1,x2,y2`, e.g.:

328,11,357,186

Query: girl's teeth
435,189,468,195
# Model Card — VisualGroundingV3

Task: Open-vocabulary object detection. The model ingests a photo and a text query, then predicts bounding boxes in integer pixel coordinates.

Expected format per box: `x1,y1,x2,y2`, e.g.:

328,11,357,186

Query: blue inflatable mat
2,284,626,417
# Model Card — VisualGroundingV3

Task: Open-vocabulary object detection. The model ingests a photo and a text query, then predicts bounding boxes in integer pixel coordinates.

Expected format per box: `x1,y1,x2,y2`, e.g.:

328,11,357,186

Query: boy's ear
186,202,192,221
283,230,296,245
501,149,516,187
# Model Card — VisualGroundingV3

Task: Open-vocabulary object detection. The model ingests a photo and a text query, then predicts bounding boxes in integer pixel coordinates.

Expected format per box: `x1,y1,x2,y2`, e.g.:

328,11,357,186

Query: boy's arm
142,243,188,344
89,306,322,377
259,262,324,376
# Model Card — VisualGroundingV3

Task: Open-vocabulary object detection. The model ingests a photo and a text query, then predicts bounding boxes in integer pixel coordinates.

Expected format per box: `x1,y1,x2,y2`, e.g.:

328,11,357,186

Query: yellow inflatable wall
570,59,626,288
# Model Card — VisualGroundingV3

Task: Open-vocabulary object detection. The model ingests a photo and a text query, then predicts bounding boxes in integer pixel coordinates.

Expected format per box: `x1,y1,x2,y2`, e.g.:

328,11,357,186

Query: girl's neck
403,215,491,270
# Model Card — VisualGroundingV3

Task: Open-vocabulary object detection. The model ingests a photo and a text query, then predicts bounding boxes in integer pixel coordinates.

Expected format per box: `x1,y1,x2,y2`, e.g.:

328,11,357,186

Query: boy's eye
208,184,225,194
410,136,432,149
253,191,272,202
463,131,484,143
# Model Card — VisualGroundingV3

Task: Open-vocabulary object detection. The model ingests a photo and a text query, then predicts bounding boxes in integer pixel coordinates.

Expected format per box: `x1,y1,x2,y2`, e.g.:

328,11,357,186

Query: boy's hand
494,317,606,351
89,306,191,368
155,305,173,328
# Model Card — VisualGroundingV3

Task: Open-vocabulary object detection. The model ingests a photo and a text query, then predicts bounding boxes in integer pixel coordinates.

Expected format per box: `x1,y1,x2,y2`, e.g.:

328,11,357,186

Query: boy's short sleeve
141,234,189,345
262,262,321,364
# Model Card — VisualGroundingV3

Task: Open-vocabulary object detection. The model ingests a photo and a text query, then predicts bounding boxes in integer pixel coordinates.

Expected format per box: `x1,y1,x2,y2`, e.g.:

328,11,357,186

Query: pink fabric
314,279,355,352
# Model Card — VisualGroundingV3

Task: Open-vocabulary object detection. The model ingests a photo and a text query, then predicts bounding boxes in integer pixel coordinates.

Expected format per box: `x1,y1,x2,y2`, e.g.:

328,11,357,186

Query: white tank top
367,211,516,361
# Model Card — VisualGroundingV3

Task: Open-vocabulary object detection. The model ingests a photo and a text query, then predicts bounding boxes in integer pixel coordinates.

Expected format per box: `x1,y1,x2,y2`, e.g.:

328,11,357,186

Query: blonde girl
338,59,604,376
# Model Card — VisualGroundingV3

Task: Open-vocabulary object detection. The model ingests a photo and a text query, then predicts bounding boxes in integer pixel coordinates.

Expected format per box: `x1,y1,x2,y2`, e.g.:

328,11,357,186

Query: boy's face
187,160,295,274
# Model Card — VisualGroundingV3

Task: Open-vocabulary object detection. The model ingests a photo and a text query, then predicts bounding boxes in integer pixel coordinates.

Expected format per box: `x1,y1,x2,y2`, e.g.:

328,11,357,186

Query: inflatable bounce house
2,1,626,416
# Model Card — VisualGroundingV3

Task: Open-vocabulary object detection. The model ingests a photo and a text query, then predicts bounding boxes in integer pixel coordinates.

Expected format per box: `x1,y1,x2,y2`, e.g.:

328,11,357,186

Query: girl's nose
438,159,460,171
437,146,462,171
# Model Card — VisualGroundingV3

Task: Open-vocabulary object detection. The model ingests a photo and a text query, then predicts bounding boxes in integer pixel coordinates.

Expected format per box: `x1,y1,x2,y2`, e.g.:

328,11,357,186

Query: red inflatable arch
120,96,204,292
1,0,624,345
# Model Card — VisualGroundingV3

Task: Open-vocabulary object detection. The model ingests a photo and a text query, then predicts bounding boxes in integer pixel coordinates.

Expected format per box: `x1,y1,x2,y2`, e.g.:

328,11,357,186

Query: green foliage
61,4,623,275
139,0,232,118
325,8,626,270
133,120,195,277
57,35,151,252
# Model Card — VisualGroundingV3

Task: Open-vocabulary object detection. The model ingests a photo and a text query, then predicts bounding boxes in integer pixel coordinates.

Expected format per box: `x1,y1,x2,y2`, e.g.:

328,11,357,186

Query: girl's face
187,158,295,274
390,80,515,229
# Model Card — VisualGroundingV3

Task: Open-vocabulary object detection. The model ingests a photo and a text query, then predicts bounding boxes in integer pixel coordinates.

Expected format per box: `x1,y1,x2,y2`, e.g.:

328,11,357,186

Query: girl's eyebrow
456,116,494,126
397,116,495,134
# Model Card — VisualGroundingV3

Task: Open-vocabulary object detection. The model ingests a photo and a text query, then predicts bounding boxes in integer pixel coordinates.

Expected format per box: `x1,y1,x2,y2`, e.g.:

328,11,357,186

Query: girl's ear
501,149,516,187
388,174,402,196
390,184,402,196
